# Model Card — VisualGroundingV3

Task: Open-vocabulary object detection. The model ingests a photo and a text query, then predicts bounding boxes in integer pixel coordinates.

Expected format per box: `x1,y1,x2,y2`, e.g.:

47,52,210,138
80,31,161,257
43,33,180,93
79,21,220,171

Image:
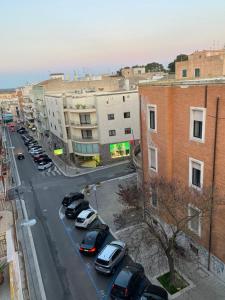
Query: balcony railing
71,136,99,143
64,105,96,113
69,121,98,128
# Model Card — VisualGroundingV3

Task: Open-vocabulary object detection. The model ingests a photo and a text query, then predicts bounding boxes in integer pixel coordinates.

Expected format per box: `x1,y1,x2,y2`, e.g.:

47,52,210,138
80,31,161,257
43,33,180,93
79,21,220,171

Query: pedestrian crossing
40,165,63,177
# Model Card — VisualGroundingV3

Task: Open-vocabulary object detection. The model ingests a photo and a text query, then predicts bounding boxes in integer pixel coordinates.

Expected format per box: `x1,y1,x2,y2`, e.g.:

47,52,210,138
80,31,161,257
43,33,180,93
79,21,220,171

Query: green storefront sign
110,141,130,158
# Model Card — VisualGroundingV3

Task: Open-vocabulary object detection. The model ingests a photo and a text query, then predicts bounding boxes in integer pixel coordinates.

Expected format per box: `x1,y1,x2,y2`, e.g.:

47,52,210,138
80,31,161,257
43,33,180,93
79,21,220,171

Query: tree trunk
166,250,176,286
0,272,4,285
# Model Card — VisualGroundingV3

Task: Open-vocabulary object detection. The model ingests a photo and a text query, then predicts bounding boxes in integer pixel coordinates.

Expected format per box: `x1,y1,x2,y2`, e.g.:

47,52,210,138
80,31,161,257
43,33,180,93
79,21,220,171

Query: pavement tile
86,175,225,300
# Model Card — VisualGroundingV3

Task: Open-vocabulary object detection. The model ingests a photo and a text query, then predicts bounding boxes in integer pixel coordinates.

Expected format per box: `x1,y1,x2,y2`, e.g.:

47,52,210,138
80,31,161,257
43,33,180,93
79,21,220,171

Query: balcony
71,136,99,143
69,121,98,129
64,105,96,113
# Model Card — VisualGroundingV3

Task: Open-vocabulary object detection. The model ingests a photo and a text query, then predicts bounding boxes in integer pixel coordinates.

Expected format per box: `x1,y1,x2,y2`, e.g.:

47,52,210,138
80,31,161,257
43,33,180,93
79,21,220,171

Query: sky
1,0,225,88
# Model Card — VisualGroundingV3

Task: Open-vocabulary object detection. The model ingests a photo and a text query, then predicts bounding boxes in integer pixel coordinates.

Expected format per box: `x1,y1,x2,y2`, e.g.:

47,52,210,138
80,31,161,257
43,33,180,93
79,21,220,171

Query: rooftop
139,77,225,87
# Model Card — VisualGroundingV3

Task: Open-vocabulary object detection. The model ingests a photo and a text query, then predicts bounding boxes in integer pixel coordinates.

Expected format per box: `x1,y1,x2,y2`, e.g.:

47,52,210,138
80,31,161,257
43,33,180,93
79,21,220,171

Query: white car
37,161,53,170
29,147,42,154
75,208,98,228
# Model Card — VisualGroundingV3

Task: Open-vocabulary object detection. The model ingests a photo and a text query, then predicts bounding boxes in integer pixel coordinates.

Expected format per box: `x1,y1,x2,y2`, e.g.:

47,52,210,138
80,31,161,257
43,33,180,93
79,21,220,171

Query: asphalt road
10,131,134,300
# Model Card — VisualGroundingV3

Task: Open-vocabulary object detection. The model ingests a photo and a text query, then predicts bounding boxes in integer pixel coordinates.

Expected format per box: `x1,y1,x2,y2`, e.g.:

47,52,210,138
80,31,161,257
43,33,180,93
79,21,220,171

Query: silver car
94,240,128,275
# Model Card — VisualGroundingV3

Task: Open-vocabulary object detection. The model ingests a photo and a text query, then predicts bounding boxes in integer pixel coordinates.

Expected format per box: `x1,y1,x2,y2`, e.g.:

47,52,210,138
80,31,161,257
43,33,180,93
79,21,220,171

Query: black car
17,153,25,160
65,200,89,219
139,284,168,300
110,264,146,300
37,158,52,165
79,224,109,255
17,127,25,132
34,155,50,163
24,139,36,146
62,192,84,207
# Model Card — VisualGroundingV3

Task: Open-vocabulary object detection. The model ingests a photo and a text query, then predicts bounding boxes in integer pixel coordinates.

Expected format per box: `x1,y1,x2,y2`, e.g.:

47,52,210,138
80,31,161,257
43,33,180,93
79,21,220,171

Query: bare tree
116,176,224,288
144,176,224,287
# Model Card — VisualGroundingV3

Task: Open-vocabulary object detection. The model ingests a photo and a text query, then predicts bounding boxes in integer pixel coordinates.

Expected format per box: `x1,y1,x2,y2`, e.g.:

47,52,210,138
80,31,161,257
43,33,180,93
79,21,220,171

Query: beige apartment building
175,49,225,80
45,89,140,167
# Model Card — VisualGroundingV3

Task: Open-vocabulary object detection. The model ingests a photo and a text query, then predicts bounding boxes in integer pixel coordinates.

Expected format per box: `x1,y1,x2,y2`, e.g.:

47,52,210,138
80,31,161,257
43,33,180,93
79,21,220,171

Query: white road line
20,199,47,300
55,169,61,175
51,171,56,176
59,205,65,220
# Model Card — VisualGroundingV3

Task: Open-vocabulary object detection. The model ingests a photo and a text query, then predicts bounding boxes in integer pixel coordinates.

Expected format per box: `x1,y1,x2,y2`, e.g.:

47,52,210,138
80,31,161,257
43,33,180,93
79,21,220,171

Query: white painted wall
96,91,140,144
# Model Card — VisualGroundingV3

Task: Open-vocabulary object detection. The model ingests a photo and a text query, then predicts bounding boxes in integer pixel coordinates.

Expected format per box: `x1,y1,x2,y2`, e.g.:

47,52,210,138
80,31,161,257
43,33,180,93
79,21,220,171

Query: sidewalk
36,135,130,177
85,175,225,300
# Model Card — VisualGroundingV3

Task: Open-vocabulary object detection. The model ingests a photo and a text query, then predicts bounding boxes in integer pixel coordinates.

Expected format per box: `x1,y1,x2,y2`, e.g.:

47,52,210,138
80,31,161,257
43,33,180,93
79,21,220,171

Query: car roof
98,244,118,261
114,268,134,287
83,231,98,243
78,209,94,218
67,199,87,208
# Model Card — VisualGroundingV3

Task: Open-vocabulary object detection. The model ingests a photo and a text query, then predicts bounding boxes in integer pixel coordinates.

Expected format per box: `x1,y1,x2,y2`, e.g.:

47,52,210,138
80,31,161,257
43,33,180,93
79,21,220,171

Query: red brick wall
139,83,225,262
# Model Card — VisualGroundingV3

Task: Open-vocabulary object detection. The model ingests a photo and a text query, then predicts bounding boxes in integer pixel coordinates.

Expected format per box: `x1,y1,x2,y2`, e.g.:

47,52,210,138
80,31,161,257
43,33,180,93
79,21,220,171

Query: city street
10,131,134,300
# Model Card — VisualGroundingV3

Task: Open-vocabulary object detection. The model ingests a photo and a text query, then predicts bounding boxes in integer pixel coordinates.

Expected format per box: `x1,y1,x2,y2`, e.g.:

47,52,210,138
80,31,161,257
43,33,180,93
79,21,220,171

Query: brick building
138,78,225,280
175,49,225,80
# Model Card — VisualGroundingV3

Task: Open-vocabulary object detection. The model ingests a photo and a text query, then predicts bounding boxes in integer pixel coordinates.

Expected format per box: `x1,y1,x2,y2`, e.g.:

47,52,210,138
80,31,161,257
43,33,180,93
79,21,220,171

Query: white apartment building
21,85,34,124
45,90,140,167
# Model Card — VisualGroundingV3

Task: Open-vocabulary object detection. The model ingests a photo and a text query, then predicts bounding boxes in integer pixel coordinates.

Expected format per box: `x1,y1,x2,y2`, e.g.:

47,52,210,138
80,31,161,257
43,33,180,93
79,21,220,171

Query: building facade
45,90,140,167
139,78,225,281
175,49,225,80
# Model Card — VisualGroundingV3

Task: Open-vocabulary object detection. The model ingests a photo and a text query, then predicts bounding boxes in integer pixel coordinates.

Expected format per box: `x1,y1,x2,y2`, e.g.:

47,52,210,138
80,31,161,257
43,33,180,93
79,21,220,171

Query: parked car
17,127,25,133
17,153,25,160
79,224,109,255
25,139,36,146
33,154,49,162
29,147,43,154
28,145,42,151
62,192,84,207
18,129,27,134
27,143,39,150
110,263,145,299
31,149,44,156
65,200,89,219
21,134,33,141
37,160,53,170
95,240,128,275
139,284,168,300
36,157,52,164
75,208,97,228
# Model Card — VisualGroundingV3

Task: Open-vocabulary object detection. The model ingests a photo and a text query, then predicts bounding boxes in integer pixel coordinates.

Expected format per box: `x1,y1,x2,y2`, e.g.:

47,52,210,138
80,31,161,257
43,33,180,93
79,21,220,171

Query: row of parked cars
17,127,53,170
62,192,168,299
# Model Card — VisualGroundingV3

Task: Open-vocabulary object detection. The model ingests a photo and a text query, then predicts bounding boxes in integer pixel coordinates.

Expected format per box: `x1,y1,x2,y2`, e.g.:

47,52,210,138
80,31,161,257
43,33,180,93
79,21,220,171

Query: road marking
59,206,65,220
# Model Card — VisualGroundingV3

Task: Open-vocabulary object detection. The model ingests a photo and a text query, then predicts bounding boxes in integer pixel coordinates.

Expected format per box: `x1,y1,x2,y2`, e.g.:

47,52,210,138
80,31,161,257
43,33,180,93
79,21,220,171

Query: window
123,96,125,102
147,105,157,131
189,158,204,189
81,129,92,139
53,112,54,117
188,205,201,236
190,108,206,142
80,114,90,124
182,69,187,77
125,128,131,134
151,189,158,207
109,130,116,136
54,125,56,130
148,147,158,172
195,68,200,77
108,114,114,120
124,112,130,118
50,122,52,128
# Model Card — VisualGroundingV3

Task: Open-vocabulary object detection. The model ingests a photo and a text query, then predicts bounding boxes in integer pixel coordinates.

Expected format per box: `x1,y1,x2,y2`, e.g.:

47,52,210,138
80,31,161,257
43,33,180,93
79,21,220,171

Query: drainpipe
139,94,146,219
204,86,208,108
208,96,219,270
